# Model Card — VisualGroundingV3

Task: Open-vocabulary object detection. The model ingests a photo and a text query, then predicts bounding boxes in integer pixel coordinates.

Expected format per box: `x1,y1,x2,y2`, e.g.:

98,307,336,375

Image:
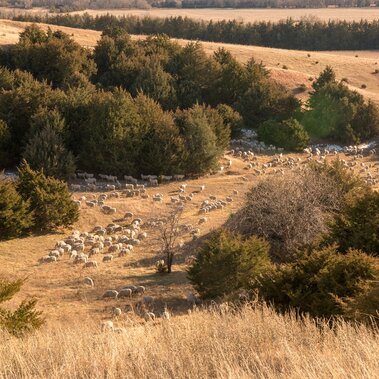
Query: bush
17,160,79,230
260,246,376,318
257,118,309,152
187,230,271,299
0,177,33,240
0,278,43,337
327,190,379,256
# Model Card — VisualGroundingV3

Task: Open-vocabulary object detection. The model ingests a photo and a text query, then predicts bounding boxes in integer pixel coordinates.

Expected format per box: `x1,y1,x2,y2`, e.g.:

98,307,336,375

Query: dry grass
21,6,379,23
0,19,378,104
0,304,378,379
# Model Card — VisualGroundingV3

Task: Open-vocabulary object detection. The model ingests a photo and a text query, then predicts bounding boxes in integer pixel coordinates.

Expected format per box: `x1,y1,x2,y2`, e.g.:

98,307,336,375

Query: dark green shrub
257,118,309,152
17,160,79,230
0,278,43,337
327,190,379,256
260,246,376,318
0,177,33,240
187,230,271,299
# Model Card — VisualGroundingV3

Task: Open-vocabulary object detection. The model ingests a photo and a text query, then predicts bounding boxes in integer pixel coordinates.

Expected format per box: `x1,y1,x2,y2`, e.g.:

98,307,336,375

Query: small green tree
327,190,379,256
312,65,336,91
23,123,76,180
0,178,33,240
258,118,309,151
260,246,376,318
17,160,79,230
0,279,43,337
187,230,271,299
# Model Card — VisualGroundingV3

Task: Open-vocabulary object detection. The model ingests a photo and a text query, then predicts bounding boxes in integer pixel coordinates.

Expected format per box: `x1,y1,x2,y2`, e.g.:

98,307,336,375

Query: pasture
1,150,378,326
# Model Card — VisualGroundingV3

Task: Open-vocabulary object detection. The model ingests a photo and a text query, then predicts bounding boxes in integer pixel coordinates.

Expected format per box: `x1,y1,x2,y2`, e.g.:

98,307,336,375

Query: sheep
49,250,60,258
117,288,132,298
84,277,94,286
39,255,57,264
198,217,207,225
84,260,98,268
101,320,114,332
103,254,113,263
149,178,159,187
123,285,137,293
138,232,147,240
70,184,81,192
135,286,145,295
174,174,185,181
143,296,154,305
108,245,120,254
112,307,122,317
102,290,118,299
144,312,156,322
124,212,134,219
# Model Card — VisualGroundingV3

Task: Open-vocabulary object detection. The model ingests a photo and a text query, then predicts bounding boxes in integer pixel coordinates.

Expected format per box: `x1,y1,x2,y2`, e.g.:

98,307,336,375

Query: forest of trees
1,0,378,11
0,25,377,178
11,12,379,50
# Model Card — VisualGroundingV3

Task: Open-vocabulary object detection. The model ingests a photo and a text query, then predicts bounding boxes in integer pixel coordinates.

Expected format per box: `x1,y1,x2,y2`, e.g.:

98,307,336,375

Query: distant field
1,6,379,23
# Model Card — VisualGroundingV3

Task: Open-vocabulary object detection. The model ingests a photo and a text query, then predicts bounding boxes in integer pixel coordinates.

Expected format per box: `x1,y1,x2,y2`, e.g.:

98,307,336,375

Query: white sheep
101,320,114,332
112,307,122,317
143,296,154,305
102,290,118,299
135,286,145,295
103,254,113,263
117,288,132,298
144,312,156,322
84,277,94,286
84,260,98,268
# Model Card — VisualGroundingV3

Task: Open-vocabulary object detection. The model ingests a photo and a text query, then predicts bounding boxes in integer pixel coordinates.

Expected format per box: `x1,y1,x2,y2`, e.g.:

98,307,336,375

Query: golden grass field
1,304,379,379
0,19,378,105
1,6,379,23
0,19,378,378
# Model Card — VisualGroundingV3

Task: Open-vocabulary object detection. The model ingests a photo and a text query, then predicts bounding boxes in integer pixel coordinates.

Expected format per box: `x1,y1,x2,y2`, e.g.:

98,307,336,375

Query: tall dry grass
1,304,378,379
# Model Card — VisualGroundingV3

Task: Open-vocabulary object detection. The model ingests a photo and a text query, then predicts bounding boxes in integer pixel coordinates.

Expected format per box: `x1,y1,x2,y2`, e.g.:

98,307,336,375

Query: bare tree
227,165,347,261
156,205,186,273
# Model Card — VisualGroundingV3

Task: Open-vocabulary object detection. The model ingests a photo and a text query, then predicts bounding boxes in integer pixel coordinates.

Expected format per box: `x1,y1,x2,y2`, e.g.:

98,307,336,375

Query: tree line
2,0,378,11
0,25,378,179
11,12,379,50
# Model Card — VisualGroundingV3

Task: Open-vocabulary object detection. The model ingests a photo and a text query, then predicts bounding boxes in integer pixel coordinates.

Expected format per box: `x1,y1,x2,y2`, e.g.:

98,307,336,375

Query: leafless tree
156,205,186,273
227,166,346,261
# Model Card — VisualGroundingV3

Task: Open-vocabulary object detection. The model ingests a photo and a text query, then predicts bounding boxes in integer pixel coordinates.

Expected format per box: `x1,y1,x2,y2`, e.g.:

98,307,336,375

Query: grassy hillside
1,304,379,379
0,19,378,105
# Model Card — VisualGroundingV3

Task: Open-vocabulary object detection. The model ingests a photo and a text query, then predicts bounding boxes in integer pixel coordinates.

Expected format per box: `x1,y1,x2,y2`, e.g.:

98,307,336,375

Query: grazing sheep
112,307,122,317
198,217,207,225
143,296,154,305
101,320,114,332
84,277,94,286
144,312,156,322
124,212,134,219
135,286,145,295
84,260,98,268
103,254,113,263
123,285,137,293
117,288,132,298
102,290,118,299
119,248,130,257
39,255,57,264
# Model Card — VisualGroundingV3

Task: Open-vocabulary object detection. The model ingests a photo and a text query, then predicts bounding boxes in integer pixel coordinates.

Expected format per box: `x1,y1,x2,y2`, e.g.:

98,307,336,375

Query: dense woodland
11,13,379,50
0,25,378,178
1,0,378,11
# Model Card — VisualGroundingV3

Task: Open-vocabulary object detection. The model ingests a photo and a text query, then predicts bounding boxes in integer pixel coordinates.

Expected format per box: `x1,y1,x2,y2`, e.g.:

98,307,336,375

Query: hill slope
0,19,378,104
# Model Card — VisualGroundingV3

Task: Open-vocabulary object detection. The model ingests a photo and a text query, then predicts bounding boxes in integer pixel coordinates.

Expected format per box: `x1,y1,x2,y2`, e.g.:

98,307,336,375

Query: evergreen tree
23,123,76,180
0,278,43,337
17,160,79,230
0,178,33,240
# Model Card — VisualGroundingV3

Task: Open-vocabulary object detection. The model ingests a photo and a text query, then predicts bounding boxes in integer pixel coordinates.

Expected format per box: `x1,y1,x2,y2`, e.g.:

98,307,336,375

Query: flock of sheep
35,137,378,332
